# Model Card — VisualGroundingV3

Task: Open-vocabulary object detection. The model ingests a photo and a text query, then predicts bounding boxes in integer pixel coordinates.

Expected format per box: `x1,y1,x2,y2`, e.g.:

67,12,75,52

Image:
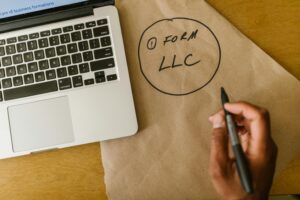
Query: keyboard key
72,75,83,87
13,54,23,64
93,26,109,37
46,69,56,80
74,23,84,30
13,76,23,86
78,41,89,51
57,67,67,78
29,33,39,39
100,36,111,47
50,58,60,68
0,68,5,78
71,32,82,42
28,62,38,72
0,40,5,45
2,78,12,88
6,45,16,55
6,67,16,77
67,43,78,53
71,53,82,64
18,35,28,42
90,58,115,71
84,78,94,85
7,37,17,44
86,21,96,28
24,52,34,62
60,56,71,66
97,19,107,25
45,47,56,58
38,38,49,48
58,78,72,90
79,63,89,73
83,51,93,61
96,76,106,83
107,74,118,81
95,71,106,83
0,22,117,101
51,28,62,35
56,45,67,56
17,64,27,74
0,92,3,102
40,30,51,37
4,80,58,101
63,26,73,32
2,56,12,66
0,46,5,56
82,29,93,39
68,65,79,76
60,34,71,44
89,39,100,49
24,74,34,84
94,47,113,59
35,72,45,82
27,40,38,50
95,71,105,77
39,60,49,70
34,50,45,60
17,43,27,52
49,36,60,46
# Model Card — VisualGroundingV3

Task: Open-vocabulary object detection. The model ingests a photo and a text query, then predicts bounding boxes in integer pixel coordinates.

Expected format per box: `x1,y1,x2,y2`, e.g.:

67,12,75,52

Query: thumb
209,112,229,171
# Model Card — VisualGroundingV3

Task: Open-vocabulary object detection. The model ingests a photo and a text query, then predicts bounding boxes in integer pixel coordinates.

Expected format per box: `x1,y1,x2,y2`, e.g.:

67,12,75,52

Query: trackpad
8,96,74,152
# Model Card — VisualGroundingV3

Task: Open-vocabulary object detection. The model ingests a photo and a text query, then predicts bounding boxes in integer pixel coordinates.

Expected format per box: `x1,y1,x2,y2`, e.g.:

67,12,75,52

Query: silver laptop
0,0,137,159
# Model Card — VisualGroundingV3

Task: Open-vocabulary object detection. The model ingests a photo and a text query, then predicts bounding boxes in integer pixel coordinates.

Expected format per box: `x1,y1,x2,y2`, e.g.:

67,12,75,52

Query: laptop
0,0,138,159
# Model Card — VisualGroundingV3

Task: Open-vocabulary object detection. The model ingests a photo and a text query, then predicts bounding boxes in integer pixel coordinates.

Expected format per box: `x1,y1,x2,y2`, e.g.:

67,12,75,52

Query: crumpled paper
100,0,300,199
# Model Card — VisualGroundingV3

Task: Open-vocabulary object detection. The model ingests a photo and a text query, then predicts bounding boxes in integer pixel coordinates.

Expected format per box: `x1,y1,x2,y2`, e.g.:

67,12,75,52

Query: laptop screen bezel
0,0,113,23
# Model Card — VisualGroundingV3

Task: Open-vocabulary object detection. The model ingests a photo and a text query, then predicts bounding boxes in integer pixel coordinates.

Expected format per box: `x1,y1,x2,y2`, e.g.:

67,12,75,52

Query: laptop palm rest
8,96,74,153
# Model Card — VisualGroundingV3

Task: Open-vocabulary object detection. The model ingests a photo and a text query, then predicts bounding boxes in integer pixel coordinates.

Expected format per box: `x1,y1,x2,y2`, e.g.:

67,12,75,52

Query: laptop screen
0,0,88,19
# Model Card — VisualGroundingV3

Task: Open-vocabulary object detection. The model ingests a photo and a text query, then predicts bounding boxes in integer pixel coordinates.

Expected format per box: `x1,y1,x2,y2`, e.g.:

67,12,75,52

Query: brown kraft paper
100,0,300,199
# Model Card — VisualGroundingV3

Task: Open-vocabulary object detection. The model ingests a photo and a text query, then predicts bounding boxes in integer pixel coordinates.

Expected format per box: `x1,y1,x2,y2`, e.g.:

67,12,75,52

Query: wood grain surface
0,1,298,199
0,143,107,200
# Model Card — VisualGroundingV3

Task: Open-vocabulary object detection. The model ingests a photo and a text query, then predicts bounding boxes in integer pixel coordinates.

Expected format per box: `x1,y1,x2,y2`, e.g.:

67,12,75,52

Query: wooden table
0,1,299,199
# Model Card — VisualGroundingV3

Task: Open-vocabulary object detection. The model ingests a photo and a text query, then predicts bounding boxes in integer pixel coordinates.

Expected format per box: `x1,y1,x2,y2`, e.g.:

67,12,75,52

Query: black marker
221,87,253,194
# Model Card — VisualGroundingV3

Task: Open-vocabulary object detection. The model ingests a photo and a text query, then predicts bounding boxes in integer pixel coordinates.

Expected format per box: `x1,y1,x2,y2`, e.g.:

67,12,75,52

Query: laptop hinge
0,6,94,33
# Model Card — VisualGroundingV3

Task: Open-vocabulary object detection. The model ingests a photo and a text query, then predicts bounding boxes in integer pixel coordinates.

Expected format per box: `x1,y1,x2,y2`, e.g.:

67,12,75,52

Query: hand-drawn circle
147,37,157,50
138,17,221,96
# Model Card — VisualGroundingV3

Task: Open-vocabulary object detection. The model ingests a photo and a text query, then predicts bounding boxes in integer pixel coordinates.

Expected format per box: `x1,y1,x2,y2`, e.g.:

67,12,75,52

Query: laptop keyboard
0,18,118,102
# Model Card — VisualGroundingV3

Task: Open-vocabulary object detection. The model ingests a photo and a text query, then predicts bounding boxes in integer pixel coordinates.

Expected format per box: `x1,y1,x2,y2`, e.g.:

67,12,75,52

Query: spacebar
4,81,58,101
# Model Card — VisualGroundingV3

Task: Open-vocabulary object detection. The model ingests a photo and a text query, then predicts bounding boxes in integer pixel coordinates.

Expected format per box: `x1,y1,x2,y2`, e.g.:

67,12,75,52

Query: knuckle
256,108,270,121
258,108,269,117
213,128,227,138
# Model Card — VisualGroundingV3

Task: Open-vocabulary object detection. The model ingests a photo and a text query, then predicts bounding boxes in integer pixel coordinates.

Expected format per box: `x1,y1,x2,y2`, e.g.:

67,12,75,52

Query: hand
208,102,277,200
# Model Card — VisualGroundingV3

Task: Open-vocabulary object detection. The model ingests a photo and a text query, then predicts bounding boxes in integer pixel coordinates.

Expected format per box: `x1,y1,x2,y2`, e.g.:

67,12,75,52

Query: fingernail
211,115,225,129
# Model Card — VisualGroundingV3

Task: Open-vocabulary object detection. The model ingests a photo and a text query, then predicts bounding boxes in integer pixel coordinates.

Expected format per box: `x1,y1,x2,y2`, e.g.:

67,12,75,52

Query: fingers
224,101,271,155
209,111,229,177
224,101,265,121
